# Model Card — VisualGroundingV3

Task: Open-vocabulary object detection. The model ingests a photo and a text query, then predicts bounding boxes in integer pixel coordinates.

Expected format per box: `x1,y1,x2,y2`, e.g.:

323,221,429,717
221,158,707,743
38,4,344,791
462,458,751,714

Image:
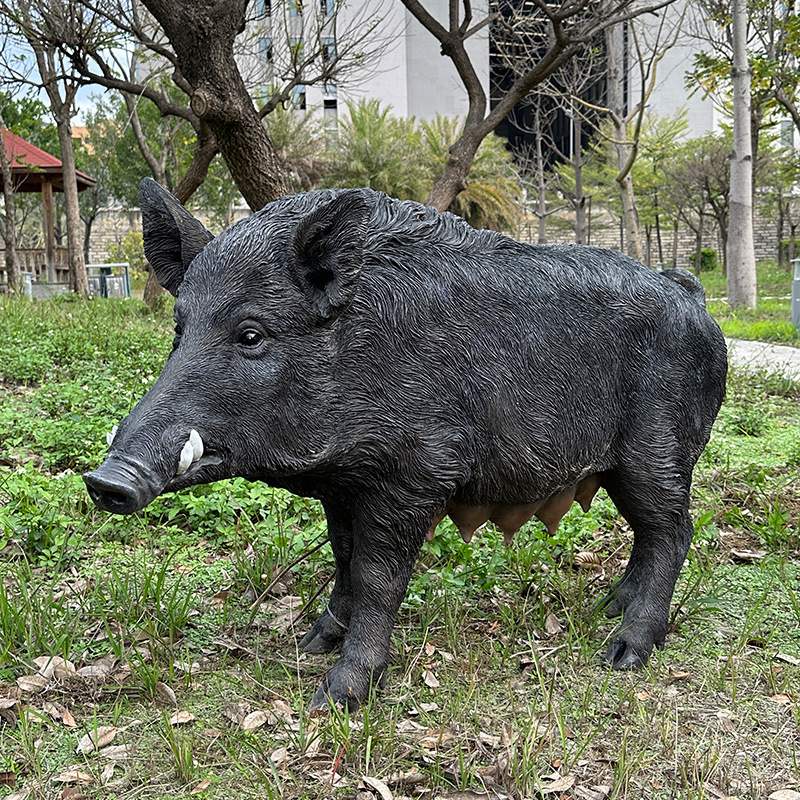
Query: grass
701,259,800,345
0,295,799,799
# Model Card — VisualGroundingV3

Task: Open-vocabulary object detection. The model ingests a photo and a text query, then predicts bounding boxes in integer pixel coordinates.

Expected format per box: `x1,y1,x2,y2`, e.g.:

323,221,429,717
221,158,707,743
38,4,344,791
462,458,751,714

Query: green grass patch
702,260,800,345
0,296,799,799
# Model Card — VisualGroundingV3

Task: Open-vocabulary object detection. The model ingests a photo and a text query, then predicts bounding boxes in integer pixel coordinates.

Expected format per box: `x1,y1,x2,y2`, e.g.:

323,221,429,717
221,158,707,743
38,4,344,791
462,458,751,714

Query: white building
240,0,489,123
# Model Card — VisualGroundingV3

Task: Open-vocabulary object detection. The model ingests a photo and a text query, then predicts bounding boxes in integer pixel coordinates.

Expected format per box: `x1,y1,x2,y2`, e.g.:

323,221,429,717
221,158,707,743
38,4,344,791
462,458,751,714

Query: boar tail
659,268,706,306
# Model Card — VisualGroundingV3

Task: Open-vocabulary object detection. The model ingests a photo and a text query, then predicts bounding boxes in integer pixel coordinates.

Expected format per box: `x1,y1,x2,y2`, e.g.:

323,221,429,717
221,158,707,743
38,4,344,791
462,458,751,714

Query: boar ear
291,190,371,319
139,177,214,296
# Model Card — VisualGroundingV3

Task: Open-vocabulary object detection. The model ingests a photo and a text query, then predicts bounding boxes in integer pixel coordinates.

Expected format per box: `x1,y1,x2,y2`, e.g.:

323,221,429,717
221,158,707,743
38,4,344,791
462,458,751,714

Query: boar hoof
308,675,364,713
300,607,348,654
605,625,665,670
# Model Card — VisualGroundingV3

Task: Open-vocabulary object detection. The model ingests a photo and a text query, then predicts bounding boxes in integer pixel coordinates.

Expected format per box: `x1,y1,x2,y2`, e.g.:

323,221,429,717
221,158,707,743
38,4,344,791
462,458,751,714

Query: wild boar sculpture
85,179,728,710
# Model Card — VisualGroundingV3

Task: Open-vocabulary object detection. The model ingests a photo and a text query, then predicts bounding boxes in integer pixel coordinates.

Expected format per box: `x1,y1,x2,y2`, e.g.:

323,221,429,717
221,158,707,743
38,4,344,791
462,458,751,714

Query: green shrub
689,247,718,272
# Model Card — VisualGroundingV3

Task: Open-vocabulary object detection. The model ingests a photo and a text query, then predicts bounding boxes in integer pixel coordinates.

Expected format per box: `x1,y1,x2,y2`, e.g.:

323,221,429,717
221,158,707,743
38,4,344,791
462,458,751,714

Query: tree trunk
140,0,291,211
654,196,663,266
606,23,643,262
726,0,757,309
777,188,785,270
0,112,20,293
426,134,481,212
53,111,88,296
672,218,679,268
694,225,703,278
573,115,587,245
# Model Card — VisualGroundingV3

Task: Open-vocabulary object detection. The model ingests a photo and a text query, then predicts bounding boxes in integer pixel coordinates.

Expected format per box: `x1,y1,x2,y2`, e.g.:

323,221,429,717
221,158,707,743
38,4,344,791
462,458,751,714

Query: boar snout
84,454,161,515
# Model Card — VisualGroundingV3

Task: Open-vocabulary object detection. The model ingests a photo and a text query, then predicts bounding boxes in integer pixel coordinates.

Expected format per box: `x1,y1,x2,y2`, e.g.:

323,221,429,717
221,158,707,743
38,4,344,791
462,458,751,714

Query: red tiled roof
0,128,96,192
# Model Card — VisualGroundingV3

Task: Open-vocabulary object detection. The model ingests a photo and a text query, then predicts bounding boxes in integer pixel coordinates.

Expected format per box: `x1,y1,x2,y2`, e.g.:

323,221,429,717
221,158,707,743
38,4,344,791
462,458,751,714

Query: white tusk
176,439,194,475
106,425,118,447
188,429,203,462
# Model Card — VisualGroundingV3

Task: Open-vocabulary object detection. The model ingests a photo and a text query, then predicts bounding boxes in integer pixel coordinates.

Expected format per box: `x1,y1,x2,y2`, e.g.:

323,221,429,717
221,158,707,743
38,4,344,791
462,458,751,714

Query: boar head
84,179,371,514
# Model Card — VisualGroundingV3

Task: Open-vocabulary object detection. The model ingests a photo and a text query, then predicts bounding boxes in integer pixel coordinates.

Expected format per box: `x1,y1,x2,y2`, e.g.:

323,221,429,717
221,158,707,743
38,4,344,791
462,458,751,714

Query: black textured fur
85,179,728,710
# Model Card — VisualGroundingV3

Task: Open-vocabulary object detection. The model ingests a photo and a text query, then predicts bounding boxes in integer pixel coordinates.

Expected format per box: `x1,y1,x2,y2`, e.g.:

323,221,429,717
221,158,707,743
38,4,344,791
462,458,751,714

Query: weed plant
0,296,799,799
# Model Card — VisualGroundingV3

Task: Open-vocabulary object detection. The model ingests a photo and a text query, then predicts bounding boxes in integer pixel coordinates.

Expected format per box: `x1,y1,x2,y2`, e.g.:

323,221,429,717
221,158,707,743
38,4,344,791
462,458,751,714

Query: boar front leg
308,504,429,712
300,500,354,654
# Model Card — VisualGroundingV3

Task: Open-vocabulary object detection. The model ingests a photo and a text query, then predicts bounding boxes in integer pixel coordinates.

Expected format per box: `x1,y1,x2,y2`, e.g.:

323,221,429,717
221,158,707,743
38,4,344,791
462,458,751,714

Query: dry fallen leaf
544,613,563,636
16,675,48,694
240,710,270,731
768,792,800,800
212,589,231,608
573,551,603,569
190,778,213,794
155,682,178,707
270,746,289,767
0,697,21,723
99,744,134,760
76,726,119,754
770,694,794,705
6,791,31,800
775,653,800,667
173,661,200,676
271,699,295,722
730,548,766,562
59,787,86,800
716,711,736,733
61,708,78,728
396,719,425,734
53,769,94,785
76,665,110,681
33,656,76,680
667,667,692,684
0,771,16,787
539,773,576,793
359,775,393,800
419,727,454,749
169,711,196,726
384,770,428,788
576,786,612,800
269,596,303,631
422,668,439,689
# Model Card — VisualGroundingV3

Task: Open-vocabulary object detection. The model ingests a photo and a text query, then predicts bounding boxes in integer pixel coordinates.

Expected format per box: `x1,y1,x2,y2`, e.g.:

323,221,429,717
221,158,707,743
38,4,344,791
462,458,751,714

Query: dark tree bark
140,0,291,211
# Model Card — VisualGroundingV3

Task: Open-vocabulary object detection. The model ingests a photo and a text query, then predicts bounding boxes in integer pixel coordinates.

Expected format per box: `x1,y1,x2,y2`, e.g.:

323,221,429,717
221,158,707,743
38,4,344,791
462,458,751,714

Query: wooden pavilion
0,128,96,284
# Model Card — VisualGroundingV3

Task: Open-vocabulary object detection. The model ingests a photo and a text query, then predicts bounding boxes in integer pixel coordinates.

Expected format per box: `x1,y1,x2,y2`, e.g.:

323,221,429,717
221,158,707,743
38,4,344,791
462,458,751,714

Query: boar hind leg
300,501,354,655
600,466,694,670
308,508,426,712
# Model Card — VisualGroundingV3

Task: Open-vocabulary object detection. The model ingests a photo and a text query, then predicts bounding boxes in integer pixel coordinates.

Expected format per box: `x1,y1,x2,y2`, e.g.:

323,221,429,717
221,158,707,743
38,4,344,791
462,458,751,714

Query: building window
323,83,337,122
259,37,273,62
255,0,271,16
292,84,307,110
320,0,335,16
289,0,303,16
322,36,336,66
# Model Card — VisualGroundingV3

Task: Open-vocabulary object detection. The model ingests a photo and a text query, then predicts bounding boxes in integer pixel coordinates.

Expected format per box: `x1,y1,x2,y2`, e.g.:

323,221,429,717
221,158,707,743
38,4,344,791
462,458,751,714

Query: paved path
726,338,800,380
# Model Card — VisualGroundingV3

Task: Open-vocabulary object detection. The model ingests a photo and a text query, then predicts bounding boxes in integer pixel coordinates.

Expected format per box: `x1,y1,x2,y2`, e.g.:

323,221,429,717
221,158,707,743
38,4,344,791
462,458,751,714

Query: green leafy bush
689,247,718,272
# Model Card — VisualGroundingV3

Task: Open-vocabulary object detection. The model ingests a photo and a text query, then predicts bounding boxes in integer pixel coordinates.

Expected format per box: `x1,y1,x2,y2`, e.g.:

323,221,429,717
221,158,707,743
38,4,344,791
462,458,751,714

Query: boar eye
238,328,264,348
